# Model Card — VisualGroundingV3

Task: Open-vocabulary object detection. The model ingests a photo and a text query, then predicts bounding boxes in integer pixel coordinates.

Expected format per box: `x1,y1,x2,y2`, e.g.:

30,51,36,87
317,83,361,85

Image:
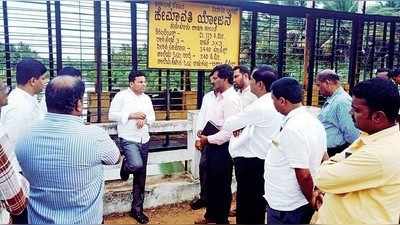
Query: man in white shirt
0,58,47,224
222,66,283,224
190,78,218,211
197,64,241,224
233,65,257,108
39,66,82,113
108,70,155,224
266,77,326,224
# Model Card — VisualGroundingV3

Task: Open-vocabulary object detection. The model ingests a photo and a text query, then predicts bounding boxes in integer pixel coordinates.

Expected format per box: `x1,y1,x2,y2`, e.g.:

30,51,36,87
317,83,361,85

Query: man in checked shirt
0,80,29,224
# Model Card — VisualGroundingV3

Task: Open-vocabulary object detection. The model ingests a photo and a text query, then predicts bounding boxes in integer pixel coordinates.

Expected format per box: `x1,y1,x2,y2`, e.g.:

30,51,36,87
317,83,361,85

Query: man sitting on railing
109,70,156,224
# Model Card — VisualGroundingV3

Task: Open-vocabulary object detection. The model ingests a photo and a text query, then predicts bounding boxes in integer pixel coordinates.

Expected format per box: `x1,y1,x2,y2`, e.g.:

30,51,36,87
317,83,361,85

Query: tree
367,1,400,16
268,0,307,7
0,42,40,69
320,0,358,12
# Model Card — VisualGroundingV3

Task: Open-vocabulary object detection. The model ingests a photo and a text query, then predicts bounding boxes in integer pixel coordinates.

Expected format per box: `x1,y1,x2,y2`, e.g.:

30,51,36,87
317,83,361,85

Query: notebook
201,120,220,136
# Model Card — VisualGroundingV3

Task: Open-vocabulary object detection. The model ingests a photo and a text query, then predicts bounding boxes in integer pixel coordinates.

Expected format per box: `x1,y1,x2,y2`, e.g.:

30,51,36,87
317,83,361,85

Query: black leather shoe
131,212,149,224
120,159,129,181
190,197,206,210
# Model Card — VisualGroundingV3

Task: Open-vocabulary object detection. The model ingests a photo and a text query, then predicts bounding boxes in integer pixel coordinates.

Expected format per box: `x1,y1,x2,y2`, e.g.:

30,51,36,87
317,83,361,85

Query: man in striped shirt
0,80,29,224
16,76,121,224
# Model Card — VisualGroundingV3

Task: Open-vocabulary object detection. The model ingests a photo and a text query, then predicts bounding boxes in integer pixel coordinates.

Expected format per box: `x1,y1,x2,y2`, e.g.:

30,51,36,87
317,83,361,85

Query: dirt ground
104,200,236,224
104,199,319,224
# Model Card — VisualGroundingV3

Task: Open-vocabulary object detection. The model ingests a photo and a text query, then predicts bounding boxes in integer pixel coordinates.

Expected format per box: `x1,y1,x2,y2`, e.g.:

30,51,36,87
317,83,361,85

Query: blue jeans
119,138,149,214
266,204,314,224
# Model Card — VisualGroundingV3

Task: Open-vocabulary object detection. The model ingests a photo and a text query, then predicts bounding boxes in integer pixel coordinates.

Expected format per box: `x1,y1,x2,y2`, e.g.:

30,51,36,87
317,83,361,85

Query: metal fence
1,0,400,121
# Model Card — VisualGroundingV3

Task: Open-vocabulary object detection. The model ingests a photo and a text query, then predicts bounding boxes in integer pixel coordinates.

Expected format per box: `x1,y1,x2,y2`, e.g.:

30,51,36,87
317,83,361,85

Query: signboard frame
146,1,242,71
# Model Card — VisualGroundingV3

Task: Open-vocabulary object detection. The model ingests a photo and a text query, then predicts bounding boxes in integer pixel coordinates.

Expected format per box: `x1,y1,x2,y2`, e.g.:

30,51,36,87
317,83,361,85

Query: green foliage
319,0,358,12
0,42,40,67
268,0,307,6
367,1,400,16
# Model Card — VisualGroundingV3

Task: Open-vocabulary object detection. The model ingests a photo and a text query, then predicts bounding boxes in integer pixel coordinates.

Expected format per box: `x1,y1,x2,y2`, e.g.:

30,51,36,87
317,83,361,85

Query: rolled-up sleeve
109,92,130,125
316,149,383,194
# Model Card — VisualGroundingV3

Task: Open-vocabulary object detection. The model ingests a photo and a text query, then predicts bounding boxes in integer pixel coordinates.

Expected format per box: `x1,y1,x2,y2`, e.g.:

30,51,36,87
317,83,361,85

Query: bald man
316,70,359,156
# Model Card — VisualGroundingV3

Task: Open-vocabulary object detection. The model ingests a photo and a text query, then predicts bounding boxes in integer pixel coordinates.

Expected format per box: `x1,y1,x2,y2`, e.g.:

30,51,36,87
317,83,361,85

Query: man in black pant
223,66,282,223
198,64,241,224
192,83,218,210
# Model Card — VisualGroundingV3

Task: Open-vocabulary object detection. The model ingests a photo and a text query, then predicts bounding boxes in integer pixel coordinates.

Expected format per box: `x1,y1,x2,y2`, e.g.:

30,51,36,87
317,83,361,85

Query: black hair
46,76,85,114
210,64,234,84
270,77,303,104
128,70,145,83
58,66,82,78
352,78,400,123
317,70,340,82
16,58,47,85
389,68,400,79
233,65,250,77
376,68,389,74
252,65,278,92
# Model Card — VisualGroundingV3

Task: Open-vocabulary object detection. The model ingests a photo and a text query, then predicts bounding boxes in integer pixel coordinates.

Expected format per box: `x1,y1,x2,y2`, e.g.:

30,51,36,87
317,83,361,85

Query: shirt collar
45,112,84,124
128,88,145,97
240,85,251,94
221,86,235,98
15,87,37,102
282,106,306,126
359,125,399,145
326,86,344,104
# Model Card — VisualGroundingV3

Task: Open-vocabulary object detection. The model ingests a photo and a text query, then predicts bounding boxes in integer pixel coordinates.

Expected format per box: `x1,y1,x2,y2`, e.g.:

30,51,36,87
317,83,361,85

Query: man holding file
196,64,241,224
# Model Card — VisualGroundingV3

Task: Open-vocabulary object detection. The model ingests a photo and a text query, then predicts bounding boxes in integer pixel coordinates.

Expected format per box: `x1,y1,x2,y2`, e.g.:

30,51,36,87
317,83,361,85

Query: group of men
1,58,400,225
0,58,154,224
191,64,400,224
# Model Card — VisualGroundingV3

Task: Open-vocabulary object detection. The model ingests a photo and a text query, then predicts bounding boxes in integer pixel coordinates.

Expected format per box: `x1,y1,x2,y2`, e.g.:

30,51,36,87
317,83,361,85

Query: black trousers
234,157,266,224
199,147,208,203
11,208,28,224
204,142,233,224
266,204,314,224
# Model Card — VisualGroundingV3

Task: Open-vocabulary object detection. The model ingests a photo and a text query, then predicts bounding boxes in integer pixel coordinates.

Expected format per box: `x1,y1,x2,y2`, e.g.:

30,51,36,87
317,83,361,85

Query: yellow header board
148,1,241,70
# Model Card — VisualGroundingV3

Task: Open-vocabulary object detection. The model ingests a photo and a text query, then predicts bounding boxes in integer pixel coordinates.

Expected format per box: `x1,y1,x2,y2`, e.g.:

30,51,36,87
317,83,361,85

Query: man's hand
233,128,243,137
197,130,203,138
129,112,146,120
311,189,324,210
199,135,208,146
136,119,145,129
195,140,203,151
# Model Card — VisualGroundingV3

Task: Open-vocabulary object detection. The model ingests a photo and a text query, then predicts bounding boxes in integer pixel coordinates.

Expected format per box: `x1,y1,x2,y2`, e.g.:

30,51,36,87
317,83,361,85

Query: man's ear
372,111,387,123
28,77,37,86
75,99,83,114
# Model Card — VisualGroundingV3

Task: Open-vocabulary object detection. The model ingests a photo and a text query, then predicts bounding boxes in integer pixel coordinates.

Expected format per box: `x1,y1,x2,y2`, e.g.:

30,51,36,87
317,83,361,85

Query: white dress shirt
264,106,326,211
108,88,155,143
196,91,218,133
207,87,242,145
224,93,283,159
237,85,257,109
0,87,44,171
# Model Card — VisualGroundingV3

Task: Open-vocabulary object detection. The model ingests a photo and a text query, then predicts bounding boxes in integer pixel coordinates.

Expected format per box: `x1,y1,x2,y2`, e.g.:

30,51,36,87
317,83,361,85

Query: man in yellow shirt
315,77,400,224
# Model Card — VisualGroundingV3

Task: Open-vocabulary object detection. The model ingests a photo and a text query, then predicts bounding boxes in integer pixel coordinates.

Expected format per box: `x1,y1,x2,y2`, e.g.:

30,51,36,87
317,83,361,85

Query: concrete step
104,173,237,215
